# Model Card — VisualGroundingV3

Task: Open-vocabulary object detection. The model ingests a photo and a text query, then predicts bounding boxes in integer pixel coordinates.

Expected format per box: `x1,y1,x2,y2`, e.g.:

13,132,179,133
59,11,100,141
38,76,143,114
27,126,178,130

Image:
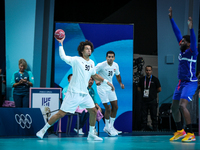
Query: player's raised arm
188,17,198,55
55,35,73,65
168,7,182,44
168,7,172,19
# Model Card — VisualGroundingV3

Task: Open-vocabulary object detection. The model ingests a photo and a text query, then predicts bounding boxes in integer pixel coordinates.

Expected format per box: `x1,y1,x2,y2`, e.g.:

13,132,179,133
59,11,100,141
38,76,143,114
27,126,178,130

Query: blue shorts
173,80,197,101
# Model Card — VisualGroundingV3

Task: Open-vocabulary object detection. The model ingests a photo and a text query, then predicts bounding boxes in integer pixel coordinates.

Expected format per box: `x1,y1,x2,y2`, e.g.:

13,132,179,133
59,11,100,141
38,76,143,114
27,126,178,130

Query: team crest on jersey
114,69,116,72
91,64,93,68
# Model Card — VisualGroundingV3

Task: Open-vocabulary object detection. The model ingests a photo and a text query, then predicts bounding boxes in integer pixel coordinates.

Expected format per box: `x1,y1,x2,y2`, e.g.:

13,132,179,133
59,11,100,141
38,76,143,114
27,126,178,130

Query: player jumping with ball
36,34,115,141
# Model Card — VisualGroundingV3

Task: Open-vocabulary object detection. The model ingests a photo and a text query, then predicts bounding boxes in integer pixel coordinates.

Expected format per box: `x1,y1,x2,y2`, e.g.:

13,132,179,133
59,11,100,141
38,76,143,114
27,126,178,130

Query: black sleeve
154,77,161,89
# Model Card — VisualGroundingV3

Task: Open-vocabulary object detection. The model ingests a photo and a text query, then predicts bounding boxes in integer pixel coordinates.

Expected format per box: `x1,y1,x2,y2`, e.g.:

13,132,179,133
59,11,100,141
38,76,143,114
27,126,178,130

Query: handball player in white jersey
95,51,124,136
36,36,114,141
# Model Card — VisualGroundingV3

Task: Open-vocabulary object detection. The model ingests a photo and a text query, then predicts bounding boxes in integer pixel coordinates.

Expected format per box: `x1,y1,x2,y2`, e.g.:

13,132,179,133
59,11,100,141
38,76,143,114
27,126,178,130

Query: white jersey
59,45,96,94
95,61,120,91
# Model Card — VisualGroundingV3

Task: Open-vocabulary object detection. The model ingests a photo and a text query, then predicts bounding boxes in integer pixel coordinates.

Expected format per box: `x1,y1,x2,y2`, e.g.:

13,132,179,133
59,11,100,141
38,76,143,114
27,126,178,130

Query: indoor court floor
0,133,199,150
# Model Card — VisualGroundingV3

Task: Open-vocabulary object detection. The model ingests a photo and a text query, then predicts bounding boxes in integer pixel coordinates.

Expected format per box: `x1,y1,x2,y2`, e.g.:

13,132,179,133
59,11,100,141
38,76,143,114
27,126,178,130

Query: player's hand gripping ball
54,29,65,40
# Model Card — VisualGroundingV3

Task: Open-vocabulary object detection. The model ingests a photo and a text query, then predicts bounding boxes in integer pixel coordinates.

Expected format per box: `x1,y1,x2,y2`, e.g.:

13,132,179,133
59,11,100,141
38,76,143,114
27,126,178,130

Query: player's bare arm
116,74,125,89
92,74,115,91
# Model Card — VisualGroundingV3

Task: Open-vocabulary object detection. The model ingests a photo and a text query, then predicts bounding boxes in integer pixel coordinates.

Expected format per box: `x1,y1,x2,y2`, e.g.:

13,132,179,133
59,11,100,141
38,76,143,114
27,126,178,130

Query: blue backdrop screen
54,22,134,132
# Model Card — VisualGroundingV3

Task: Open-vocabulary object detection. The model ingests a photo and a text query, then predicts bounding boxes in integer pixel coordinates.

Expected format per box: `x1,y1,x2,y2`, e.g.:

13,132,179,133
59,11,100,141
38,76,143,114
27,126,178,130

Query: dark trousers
13,94,29,108
75,110,89,129
141,99,158,129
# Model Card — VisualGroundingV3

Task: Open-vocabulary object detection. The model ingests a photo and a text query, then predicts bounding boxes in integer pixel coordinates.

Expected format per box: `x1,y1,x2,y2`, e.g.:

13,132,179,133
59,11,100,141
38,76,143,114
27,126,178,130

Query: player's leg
80,94,103,141
109,91,118,119
86,107,102,141
36,110,67,139
171,100,181,123
170,81,186,141
180,99,196,142
108,90,121,134
36,91,79,139
110,100,121,134
103,102,111,128
110,100,118,118
179,99,191,125
180,81,197,142
102,102,117,136
97,88,117,136
170,99,186,141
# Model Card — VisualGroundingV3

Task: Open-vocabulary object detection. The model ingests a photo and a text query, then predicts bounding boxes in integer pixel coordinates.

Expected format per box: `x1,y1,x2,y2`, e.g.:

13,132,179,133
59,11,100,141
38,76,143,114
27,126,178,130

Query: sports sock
186,124,193,133
89,126,95,134
175,121,182,130
105,119,110,128
42,122,51,132
110,117,115,128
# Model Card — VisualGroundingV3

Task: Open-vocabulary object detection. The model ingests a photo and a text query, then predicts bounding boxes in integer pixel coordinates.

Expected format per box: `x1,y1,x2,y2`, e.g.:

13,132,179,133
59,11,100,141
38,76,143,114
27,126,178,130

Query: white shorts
97,87,117,104
60,91,95,113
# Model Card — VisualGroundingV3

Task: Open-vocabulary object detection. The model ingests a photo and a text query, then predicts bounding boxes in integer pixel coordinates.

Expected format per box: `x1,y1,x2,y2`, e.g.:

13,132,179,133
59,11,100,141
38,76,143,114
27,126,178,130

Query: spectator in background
11,59,34,108
138,65,161,131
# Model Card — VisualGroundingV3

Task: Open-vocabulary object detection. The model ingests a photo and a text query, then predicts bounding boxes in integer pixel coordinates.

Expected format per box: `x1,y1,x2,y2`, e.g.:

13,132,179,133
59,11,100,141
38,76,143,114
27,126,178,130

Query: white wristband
103,79,108,84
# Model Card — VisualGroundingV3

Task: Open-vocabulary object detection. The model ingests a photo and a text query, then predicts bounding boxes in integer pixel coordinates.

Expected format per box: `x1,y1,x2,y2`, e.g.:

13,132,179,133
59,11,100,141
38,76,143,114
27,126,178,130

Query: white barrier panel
29,88,62,123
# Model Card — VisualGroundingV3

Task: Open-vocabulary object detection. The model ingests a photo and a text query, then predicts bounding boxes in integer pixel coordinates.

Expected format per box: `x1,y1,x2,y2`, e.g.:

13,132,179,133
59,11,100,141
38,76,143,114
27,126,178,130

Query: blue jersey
170,18,198,81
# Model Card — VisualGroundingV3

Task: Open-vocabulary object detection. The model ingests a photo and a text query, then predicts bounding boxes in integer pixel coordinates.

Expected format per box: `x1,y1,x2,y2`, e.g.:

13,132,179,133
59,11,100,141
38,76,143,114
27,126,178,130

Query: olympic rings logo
15,114,32,129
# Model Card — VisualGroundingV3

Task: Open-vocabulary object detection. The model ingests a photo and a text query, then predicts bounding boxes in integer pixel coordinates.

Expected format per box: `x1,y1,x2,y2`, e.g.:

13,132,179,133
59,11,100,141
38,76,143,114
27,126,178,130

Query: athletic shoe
87,133,103,141
36,129,45,139
169,129,186,141
103,127,118,136
74,128,84,135
182,133,196,142
113,127,122,134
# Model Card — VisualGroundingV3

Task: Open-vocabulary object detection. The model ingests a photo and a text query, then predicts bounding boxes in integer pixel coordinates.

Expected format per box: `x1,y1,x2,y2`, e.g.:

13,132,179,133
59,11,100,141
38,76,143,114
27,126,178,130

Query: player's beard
108,60,113,65
180,44,187,52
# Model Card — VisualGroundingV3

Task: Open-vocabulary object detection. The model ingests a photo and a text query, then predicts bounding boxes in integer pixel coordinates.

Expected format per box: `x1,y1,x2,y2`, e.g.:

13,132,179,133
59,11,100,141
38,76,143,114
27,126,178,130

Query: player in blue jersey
168,7,198,142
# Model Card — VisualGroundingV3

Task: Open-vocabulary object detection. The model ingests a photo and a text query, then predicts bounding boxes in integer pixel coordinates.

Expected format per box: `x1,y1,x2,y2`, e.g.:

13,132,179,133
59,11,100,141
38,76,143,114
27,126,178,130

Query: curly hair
183,35,190,43
77,40,94,57
18,59,27,69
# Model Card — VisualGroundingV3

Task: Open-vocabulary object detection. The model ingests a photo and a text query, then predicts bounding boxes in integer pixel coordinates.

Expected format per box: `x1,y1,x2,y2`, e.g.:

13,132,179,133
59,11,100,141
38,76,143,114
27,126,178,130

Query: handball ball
54,29,65,40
